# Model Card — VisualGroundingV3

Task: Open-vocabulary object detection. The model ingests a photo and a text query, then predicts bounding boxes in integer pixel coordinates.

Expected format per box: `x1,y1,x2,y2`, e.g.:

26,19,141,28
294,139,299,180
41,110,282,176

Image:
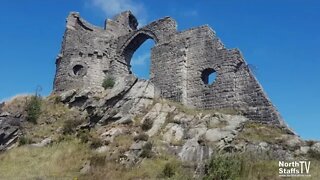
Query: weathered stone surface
163,123,184,143
0,115,20,151
59,89,76,102
205,129,231,142
173,113,194,124
130,141,146,150
204,114,247,142
80,161,91,175
95,145,109,153
53,11,285,125
31,137,52,147
299,146,310,155
283,135,302,148
111,79,155,124
311,142,320,154
142,103,175,137
179,138,212,162
100,127,124,142
188,127,207,139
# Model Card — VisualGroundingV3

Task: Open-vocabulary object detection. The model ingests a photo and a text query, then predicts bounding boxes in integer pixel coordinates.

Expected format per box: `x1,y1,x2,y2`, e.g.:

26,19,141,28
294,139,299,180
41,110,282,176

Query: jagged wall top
53,11,285,125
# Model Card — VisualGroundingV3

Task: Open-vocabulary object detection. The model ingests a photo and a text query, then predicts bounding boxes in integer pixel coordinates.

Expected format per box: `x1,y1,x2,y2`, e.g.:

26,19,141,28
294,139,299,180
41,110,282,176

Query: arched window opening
73,64,85,76
131,39,155,79
201,68,217,85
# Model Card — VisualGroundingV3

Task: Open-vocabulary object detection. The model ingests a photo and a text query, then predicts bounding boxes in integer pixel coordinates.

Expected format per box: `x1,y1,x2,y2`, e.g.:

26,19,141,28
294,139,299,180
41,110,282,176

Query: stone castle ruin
53,11,284,125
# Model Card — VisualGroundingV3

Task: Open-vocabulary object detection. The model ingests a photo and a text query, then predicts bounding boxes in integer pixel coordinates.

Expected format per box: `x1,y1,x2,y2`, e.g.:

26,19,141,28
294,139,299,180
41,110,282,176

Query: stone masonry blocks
53,11,284,125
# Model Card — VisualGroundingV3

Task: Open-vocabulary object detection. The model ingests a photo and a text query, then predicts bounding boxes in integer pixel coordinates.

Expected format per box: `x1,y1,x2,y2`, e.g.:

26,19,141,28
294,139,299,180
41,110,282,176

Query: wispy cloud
131,52,150,65
87,0,147,25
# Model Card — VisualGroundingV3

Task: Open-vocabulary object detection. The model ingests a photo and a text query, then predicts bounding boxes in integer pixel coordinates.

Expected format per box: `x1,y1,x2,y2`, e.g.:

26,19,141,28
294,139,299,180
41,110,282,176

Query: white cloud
89,0,146,21
131,52,150,65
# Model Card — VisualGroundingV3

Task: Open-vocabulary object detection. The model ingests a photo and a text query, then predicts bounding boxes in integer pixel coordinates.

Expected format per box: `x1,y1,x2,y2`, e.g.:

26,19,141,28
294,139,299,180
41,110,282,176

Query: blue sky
0,0,319,140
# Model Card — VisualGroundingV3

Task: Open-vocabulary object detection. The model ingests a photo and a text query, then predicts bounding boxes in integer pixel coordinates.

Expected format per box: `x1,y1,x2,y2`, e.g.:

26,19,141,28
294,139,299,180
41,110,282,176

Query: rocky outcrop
0,112,20,151
52,72,310,169
58,75,155,126
0,77,318,179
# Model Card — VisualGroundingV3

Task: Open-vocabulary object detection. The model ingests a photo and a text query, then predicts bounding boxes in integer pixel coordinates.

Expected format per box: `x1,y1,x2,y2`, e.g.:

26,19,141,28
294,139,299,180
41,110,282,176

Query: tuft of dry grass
236,122,285,144
1,95,29,117
22,95,85,142
80,155,192,180
0,140,90,180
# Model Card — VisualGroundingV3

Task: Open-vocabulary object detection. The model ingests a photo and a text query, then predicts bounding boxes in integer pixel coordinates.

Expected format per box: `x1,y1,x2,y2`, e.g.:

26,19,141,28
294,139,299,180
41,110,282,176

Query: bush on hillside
141,118,153,131
102,76,115,89
140,142,153,158
25,95,42,124
203,153,242,180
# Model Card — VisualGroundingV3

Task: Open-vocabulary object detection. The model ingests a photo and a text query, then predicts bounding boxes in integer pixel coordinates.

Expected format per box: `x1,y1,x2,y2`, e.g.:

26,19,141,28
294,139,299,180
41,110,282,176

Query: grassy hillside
0,95,320,180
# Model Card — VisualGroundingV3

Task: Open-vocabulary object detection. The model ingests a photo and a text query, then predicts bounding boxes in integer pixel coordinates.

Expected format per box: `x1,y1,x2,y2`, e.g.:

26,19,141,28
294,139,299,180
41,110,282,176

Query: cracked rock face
0,76,314,179
0,112,20,151
56,77,253,164
55,77,306,168
58,76,155,126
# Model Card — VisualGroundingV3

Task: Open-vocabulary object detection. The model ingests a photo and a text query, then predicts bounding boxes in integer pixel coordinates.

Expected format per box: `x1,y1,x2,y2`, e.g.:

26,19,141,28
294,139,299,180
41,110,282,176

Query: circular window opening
201,68,217,85
73,64,85,76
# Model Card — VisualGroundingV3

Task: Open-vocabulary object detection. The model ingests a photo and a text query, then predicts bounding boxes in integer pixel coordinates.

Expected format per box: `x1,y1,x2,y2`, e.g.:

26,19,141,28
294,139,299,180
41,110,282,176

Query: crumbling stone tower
54,11,284,125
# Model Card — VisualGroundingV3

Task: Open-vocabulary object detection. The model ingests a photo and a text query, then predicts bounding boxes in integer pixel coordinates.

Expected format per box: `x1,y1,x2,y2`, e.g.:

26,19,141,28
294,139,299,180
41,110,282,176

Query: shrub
62,119,83,135
203,153,242,180
18,136,33,146
53,95,62,104
25,95,42,124
141,118,153,131
89,154,106,167
162,162,176,178
133,133,149,141
90,137,104,149
102,76,115,89
78,129,90,143
308,149,320,160
306,140,316,147
140,142,153,158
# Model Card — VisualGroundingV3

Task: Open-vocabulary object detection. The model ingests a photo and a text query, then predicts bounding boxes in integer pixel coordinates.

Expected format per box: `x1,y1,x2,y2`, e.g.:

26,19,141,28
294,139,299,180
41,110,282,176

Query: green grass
22,95,85,142
3,95,320,180
204,152,280,180
0,140,90,180
18,136,34,145
102,76,115,89
204,153,242,180
25,95,42,124
203,151,320,180
236,122,285,144
80,155,192,180
308,149,320,160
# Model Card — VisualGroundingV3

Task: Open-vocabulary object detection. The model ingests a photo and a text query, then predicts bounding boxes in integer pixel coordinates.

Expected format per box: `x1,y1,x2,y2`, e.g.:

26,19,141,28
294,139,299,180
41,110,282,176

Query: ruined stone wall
53,11,284,124
54,12,114,92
